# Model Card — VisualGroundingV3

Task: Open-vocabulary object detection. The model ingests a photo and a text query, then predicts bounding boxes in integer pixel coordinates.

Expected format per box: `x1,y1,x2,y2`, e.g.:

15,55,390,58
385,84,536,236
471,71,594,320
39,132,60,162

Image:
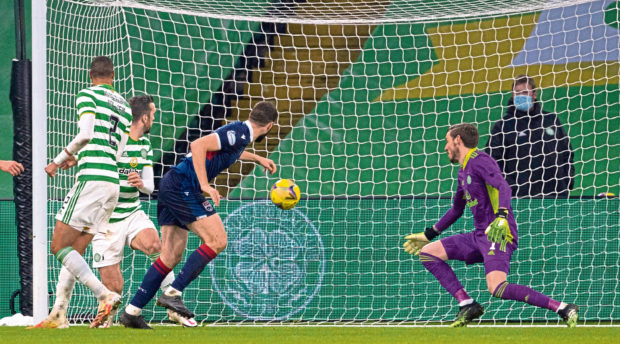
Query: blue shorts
157,170,217,230
440,230,516,275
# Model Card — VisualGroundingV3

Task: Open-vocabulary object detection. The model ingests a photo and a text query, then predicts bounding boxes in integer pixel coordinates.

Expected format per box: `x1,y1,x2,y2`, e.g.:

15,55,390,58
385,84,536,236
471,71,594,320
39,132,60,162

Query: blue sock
171,243,217,292
130,257,172,309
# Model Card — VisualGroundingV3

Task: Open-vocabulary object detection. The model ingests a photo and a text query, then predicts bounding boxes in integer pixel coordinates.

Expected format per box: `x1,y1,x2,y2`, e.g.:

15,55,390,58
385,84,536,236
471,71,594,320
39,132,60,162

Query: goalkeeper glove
403,227,439,256
484,208,514,252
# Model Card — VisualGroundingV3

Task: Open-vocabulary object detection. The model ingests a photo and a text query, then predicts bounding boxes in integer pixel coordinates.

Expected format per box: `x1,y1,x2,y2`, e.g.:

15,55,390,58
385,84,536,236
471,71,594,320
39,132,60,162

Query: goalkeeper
403,123,579,327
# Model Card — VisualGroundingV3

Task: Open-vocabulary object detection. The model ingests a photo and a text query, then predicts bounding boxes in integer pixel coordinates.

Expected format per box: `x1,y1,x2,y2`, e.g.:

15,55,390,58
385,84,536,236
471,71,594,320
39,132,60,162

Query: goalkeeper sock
147,252,175,290
493,281,561,311
556,302,568,312
419,253,468,302
170,243,217,293
129,257,172,310
457,295,474,307
56,247,108,299
51,266,77,315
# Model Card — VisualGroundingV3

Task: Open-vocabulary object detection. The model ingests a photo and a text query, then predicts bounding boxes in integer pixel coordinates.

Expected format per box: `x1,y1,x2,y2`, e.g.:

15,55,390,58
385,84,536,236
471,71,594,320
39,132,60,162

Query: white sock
160,272,175,291
459,299,474,307
164,286,182,297
125,304,142,316
51,266,77,315
61,250,109,299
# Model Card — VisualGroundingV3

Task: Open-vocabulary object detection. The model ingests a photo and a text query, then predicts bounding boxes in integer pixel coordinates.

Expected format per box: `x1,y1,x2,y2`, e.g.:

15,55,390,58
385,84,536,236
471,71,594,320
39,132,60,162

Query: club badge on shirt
227,131,236,146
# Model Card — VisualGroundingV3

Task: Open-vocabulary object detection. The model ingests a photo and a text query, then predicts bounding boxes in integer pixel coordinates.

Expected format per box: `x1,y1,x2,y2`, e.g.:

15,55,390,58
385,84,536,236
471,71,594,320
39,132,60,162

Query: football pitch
2,326,618,344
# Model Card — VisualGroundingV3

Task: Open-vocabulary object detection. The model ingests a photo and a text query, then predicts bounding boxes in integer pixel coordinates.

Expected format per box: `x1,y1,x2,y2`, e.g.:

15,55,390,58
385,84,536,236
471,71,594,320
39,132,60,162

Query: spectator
0,160,24,176
485,75,574,198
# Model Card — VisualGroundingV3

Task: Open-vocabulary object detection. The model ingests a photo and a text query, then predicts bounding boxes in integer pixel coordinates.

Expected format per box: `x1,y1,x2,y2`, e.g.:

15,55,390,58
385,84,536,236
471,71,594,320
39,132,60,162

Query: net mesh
45,0,619,325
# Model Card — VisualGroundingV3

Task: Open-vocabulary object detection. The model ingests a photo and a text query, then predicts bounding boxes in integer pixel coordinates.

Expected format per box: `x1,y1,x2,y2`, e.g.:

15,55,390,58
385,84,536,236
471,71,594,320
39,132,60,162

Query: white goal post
32,0,48,324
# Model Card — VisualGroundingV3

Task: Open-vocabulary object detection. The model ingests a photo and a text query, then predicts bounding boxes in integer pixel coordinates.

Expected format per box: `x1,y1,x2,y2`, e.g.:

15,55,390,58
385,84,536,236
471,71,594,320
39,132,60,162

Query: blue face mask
513,95,533,112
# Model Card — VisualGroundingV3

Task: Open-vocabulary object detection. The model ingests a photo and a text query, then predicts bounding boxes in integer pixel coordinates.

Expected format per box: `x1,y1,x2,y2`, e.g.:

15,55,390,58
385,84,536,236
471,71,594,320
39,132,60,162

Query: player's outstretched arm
190,133,221,205
240,151,276,174
403,186,464,256
433,184,466,233
46,113,95,177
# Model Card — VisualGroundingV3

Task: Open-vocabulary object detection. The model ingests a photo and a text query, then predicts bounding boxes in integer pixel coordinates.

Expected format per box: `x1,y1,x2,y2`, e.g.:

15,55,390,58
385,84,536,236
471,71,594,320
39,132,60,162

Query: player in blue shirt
120,101,278,328
403,123,579,327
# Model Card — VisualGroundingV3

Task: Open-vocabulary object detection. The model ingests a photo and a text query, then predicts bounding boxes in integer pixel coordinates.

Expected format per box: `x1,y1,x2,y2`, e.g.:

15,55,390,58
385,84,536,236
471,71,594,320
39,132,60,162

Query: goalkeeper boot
558,304,579,328
168,309,198,327
27,312,69,329
90,292,121,328
450,301,484,327
119,310,152,329
157,293,194,318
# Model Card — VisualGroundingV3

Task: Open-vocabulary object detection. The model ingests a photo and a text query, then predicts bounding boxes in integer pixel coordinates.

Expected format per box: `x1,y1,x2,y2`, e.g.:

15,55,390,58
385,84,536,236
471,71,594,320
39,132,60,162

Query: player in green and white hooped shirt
34,95,196,329
42,56,131,329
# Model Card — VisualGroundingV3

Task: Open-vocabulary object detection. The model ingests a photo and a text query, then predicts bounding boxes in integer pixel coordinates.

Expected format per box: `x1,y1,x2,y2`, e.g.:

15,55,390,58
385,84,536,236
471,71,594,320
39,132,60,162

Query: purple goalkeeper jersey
435,148,518,244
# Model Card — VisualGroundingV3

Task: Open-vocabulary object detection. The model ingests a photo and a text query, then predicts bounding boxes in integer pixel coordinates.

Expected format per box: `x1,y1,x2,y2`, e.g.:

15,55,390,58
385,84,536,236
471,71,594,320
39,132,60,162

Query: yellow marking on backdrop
378,15,619,101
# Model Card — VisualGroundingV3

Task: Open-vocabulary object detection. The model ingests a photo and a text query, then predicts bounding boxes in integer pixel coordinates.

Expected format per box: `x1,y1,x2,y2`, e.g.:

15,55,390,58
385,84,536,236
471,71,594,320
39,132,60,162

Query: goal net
44,0,619,325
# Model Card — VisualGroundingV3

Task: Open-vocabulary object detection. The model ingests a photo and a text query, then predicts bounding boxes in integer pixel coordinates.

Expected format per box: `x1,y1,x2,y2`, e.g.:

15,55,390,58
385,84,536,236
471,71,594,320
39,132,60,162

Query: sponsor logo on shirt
118,167,138,175
465,190,478,208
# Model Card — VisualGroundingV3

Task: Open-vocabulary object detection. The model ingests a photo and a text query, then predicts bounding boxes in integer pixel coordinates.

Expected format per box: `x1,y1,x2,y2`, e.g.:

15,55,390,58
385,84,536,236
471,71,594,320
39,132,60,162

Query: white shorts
55,180,119,234
91,210,156,268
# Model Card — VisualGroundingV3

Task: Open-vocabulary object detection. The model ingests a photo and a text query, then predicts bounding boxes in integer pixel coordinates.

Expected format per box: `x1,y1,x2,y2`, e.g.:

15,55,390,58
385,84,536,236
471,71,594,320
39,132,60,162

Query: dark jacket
485,98,574,198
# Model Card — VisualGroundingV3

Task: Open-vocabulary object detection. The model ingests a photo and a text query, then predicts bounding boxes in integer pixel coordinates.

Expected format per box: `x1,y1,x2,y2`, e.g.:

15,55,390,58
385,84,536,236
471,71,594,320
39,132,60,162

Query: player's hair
90,56,114,79
513,74,536,91
249,101,278,126
448,123,479,148
129,94,154,123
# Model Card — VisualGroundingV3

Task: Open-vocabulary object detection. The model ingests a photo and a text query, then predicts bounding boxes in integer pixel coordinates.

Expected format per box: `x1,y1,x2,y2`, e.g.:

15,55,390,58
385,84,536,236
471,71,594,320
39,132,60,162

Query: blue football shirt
172,120,253,191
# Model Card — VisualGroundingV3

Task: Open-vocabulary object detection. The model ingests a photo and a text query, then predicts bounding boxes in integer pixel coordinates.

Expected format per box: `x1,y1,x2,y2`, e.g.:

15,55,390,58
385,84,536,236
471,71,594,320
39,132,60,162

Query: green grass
2,326,618,344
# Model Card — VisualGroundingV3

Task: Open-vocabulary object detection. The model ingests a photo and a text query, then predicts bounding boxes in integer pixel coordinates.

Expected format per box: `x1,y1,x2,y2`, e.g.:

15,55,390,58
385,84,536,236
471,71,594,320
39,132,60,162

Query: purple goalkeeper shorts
440,230,516,275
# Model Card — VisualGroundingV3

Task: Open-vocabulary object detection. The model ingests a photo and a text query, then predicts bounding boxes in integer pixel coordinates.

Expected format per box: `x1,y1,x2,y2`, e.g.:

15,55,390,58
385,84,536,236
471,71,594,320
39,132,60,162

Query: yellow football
270,179,301,210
